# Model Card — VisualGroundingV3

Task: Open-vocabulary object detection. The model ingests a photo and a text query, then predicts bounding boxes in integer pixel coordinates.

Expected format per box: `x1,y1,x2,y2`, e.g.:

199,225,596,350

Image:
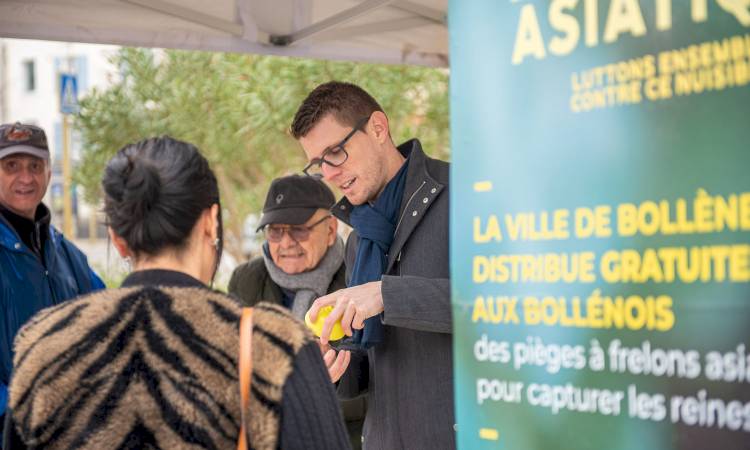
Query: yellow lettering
730,245,750,282
655,0,672,30
692,0,708,22
655,295,675,331
717,0,750,26
524,296,541,324
741,192,750,229
512,4,547,65
624,295,647,329
474,215,503,243
584,0,599,47
637,201,660,236
617,203,637,236
517,292,675,331
472,296,489,323
714,194,738,232
603,0,647,44
473,255,490,283
549,0,580,56
601,250,620,283
505,213,525,241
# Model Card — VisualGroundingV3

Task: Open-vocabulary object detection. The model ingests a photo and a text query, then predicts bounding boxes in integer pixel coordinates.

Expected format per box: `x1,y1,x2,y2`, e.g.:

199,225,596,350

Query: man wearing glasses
228,174,365,449
292,81,453,450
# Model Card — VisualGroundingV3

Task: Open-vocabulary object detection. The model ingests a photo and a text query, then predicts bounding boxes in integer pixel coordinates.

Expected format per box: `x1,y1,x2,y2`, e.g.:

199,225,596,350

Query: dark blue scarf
349,160,409,348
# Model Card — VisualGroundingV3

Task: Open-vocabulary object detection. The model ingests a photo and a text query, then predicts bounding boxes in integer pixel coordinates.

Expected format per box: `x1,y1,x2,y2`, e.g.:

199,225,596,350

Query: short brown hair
290,81,383,139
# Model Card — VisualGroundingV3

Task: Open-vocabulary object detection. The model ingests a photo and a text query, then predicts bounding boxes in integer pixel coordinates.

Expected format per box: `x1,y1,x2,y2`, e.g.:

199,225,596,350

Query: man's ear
108,227,132,259
327,216,338,246
369,111,391,144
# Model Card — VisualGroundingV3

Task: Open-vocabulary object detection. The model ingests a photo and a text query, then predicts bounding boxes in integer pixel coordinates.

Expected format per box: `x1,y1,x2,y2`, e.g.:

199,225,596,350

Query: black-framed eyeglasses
264,215,331,242
303,116,370,178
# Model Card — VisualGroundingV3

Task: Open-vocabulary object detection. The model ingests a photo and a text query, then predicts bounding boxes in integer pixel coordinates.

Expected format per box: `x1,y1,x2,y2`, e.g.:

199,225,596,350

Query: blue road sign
60,74,79,114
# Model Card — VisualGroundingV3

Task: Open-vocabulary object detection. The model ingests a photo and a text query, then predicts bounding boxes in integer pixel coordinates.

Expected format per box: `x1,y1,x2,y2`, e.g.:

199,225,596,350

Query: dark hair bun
122,158,162,224
102,136,221,257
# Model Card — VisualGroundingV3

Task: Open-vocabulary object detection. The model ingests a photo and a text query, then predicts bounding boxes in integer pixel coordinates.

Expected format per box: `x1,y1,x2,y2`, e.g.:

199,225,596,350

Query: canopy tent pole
392,1,445,25
269,0,394,46
122,0,245,36
311,17,434,42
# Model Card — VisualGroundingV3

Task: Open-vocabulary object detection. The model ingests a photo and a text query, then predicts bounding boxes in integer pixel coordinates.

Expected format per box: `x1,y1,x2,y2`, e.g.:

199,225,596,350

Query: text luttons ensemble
569,34,750,112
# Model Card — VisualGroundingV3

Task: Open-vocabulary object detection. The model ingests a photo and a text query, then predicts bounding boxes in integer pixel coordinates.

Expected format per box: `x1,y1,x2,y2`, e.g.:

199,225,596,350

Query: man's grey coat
333,139,454,450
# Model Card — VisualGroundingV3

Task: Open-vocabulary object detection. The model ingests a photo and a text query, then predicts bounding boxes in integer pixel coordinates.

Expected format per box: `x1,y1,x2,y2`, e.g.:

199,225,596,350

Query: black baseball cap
256,175,336,231
0,122,50,161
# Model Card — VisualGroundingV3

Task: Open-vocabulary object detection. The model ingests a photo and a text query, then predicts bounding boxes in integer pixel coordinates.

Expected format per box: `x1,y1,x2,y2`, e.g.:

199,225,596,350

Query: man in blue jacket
0,122,104,436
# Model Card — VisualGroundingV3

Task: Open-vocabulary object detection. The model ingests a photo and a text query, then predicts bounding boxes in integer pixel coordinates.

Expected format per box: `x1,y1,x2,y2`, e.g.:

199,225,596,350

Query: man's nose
17,166,35,182
279,229,298,247
320,163,341,181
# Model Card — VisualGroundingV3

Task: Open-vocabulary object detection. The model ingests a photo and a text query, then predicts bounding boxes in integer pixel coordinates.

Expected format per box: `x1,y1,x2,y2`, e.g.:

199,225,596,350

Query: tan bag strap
237,307,254,450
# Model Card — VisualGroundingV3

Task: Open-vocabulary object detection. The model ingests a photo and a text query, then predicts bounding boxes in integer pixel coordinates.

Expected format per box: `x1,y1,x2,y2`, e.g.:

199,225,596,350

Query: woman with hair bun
3,136,351,450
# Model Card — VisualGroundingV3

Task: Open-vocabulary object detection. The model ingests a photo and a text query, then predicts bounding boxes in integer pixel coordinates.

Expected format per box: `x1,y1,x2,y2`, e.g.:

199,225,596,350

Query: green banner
449,1,750,449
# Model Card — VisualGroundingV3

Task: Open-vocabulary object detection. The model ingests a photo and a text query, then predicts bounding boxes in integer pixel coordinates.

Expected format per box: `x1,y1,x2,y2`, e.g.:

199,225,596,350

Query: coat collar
121,269,206,289
332,139,445,271
0,203,56,255
0,203,51,259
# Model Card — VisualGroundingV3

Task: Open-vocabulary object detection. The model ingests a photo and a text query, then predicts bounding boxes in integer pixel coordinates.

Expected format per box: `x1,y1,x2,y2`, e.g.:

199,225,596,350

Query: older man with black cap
0,122,104,437
229,174,365,448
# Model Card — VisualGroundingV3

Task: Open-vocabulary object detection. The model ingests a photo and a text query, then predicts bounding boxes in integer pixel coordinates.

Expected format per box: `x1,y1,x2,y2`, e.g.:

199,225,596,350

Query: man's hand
308,281,384,344
319,342,351,383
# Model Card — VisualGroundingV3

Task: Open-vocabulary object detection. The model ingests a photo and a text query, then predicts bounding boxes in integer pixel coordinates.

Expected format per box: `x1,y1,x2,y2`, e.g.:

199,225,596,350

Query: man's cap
257,174,336,231
0,122,50,161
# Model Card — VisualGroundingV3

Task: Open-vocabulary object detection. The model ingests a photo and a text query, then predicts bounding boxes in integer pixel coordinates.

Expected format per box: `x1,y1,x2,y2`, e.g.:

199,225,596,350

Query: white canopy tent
0,0,448,67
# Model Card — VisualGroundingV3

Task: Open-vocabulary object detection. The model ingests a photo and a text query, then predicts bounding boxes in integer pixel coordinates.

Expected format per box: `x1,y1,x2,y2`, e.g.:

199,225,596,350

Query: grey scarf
263,236,345,320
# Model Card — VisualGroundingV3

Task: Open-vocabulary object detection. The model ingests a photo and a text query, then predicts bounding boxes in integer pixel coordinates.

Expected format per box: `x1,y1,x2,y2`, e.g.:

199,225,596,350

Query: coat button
340,205,346,210
412,211,418,217
422,197,429,203
14,243,21,249
431,188,437,193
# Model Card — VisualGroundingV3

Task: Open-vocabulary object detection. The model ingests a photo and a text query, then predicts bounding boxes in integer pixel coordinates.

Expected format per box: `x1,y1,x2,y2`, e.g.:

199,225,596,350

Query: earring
214,238,220,251
124,256,132,272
